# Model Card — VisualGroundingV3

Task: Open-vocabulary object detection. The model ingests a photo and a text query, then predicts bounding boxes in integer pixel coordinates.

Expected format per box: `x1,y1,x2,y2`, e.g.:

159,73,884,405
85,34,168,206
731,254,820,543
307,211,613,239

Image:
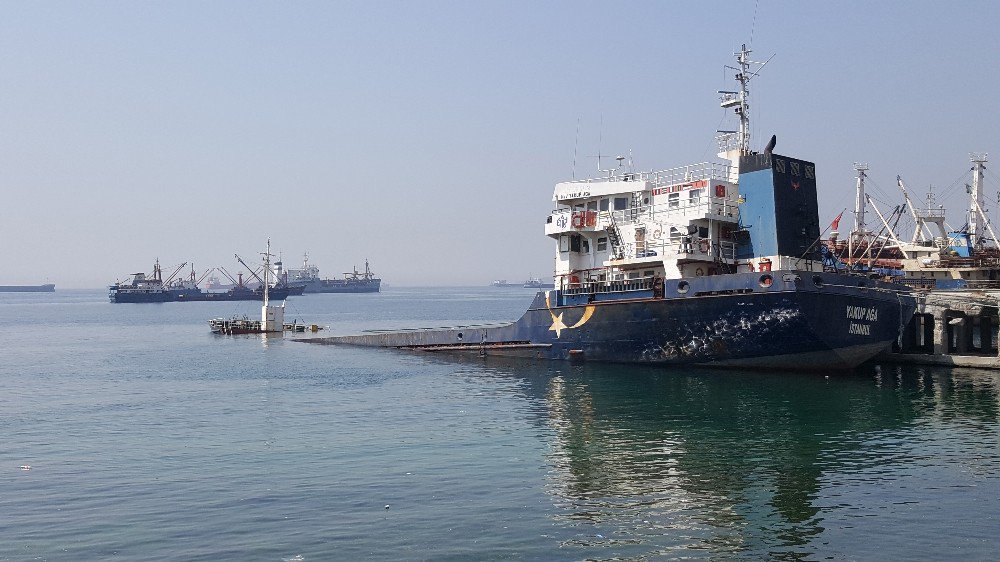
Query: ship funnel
764,134,776,155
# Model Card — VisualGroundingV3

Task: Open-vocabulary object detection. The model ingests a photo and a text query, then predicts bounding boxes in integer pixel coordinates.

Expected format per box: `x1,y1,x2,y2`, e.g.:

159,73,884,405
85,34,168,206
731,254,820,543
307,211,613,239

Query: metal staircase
604,212,625,259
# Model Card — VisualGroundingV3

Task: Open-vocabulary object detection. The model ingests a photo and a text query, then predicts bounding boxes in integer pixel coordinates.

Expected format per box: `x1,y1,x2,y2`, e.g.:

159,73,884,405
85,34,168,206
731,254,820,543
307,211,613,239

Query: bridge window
668,193,680,208
614,197,628,210
599,198,609,211
587,201,598,211
597,237,608,251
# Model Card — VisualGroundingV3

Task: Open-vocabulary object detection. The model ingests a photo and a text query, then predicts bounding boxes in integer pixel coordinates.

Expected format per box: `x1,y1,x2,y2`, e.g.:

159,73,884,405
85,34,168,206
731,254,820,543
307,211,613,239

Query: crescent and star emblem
545,292,596,338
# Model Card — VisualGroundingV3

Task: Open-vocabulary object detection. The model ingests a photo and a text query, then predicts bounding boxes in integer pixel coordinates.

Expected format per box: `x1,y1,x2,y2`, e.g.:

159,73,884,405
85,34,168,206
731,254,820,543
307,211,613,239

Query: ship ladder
604,212,625,260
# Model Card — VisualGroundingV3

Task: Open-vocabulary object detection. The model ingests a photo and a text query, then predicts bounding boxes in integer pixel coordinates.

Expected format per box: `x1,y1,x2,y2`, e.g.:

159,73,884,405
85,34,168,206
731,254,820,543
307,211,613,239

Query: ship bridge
546,161,742,283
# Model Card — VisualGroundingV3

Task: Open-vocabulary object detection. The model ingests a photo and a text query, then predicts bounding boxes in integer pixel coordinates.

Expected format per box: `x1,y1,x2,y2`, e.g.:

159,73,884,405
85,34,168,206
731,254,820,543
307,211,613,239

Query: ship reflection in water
458,357,999,558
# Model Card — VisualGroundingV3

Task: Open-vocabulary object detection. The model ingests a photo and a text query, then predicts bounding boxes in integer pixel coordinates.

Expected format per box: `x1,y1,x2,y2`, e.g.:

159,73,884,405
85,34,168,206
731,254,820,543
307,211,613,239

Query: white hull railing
560,161,733,188
548,194,739,230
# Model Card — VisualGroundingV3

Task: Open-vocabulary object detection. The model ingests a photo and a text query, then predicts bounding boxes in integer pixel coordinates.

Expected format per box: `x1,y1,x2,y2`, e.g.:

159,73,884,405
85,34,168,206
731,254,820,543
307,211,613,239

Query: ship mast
849,163,869,267
262,239,271,307
853,163,869,236
734,44,752,156
718,44,772,168
970,153,988,247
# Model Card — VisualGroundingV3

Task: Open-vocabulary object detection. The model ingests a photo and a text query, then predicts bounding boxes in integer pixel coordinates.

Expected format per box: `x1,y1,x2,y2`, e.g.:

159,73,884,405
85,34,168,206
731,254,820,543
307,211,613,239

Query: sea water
2,288,999,561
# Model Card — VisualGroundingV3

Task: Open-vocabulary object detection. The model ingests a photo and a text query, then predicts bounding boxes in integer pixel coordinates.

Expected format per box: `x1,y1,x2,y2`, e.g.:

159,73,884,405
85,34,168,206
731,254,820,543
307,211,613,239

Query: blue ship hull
306,270,916,370
109,285,296,303
292,278,381,294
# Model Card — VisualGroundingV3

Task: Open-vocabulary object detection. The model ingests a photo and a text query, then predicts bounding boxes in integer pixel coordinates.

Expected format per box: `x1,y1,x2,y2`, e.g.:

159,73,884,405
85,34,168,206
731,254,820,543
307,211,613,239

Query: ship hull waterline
305,270,917,371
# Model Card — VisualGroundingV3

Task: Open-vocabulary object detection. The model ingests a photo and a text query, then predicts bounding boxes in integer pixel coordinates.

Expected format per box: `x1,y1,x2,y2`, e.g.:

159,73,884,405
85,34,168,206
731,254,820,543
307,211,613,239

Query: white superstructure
545,44,773,288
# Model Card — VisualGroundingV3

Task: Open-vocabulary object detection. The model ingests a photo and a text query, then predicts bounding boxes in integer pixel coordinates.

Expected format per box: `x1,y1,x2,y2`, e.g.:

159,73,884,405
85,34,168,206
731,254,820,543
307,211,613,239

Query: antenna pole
572,117,579,180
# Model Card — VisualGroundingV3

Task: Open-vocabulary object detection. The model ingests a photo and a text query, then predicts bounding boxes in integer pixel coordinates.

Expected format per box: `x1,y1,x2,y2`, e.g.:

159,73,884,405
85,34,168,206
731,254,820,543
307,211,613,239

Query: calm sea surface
2,287,999,561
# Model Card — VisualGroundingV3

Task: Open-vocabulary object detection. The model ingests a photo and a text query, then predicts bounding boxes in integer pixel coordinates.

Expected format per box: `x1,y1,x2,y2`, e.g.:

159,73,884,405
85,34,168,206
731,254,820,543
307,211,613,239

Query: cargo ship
285,255,380,293
306,45,916,370
109,259,299,303
0,284,55,292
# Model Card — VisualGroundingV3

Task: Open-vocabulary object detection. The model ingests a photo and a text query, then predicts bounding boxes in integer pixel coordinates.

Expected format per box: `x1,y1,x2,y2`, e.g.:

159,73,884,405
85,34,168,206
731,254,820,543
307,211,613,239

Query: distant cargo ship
492,278,555,289
0,284,55,292
522,277,555,289
109,259,300,303
285,255,381,294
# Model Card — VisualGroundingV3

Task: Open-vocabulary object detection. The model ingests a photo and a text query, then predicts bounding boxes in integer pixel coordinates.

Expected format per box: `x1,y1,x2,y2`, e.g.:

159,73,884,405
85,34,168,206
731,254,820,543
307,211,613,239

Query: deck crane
162,262,188,286
196,267,216,286
216,265,251,288
235,253,267,286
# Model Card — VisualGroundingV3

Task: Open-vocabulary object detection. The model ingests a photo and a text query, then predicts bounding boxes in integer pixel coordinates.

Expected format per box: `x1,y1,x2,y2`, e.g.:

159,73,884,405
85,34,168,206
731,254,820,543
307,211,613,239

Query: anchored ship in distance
0,284,55,292
109,258,300,303
306,45,916,370
285,255,381,293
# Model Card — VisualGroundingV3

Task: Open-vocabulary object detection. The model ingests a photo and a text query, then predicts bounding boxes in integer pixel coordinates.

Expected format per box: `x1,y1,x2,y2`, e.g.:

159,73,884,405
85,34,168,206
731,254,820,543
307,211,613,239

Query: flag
830,211,844,231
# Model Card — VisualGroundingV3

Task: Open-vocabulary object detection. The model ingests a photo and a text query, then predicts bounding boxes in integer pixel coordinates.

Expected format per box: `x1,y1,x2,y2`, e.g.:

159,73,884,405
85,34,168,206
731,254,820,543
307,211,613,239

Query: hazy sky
3,1,1000,288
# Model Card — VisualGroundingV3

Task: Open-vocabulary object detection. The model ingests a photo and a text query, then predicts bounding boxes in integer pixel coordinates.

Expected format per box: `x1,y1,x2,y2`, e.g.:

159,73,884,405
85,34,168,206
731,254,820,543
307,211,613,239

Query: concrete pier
886,289,1000,368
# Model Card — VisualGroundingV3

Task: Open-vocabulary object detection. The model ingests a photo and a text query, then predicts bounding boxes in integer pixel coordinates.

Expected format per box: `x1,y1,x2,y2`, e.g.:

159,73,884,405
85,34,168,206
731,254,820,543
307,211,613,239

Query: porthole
677,281,690,294
457,332,463,340
759,274,773,288
812,275,824,287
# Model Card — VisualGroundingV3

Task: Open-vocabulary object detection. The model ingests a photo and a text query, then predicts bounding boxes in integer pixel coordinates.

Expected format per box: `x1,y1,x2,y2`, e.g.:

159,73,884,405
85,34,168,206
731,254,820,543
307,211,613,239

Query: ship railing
559,272,655,296
919,256,1000,269
914,208,947,220
551,196,739,230
607,197,739,226
560,161,733,187
629,236,738,262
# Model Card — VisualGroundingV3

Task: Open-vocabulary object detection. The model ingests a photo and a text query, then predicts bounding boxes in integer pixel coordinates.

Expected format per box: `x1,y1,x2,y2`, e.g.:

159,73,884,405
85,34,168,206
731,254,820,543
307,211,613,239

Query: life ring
652,229,661,240
699,239,709,253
